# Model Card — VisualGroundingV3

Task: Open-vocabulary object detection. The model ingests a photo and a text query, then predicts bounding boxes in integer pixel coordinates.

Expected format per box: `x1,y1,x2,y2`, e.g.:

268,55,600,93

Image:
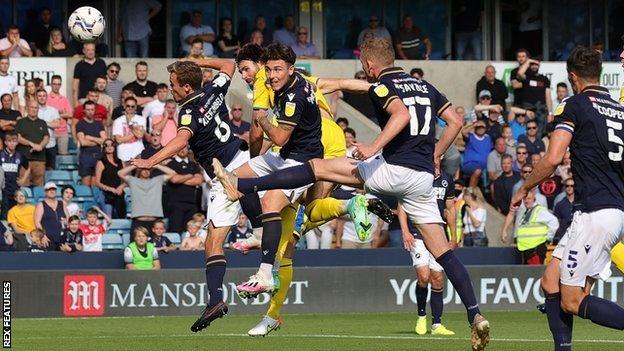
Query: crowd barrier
5,266,623,318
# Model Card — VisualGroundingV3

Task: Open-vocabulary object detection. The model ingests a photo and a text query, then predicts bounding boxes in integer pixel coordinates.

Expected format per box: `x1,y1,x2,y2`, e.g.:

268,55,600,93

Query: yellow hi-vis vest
449,199,465,243
516,205,549,251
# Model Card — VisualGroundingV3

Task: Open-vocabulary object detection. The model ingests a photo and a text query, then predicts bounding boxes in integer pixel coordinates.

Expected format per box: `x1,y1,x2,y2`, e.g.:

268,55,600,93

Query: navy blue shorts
78,151,101,177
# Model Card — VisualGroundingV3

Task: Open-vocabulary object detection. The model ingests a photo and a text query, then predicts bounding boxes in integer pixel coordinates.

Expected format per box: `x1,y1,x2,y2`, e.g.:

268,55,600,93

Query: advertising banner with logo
6,58,68,97
4,266,624,318
491,62,623,104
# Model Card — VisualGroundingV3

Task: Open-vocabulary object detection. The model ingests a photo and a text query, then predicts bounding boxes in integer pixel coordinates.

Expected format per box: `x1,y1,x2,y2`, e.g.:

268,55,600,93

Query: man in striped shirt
394,16,432,60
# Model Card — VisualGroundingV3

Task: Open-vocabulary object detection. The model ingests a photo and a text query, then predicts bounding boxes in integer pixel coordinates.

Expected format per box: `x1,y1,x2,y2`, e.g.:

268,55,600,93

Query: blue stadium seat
122,233,131,247
32,186,45,201
101,234,124,250
74,185,94,202
71,170,80,184
164,233,181,245
57,155,78,170
45,170,73,185
108,219,132,235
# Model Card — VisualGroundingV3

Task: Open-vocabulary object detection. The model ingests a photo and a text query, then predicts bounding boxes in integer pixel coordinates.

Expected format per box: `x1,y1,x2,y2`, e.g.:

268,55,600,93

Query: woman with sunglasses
94,139,126,218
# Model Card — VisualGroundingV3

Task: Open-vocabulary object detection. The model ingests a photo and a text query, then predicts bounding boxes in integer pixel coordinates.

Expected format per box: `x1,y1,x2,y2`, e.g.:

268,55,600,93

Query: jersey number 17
403,96,432,136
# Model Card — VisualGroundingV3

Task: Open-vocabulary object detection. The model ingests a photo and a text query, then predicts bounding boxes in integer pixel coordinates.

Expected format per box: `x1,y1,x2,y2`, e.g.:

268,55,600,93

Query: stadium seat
45,170,73,185
122,233,130,247
32,186,45,201
74,185,94,202
57,155,78,170
108,219,132,234
71,170,80,184
164,233,181,245
101,234,124,250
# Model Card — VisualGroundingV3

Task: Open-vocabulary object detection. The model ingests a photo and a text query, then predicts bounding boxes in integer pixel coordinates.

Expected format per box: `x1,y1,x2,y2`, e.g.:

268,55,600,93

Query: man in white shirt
142,83,168,130
112,96,146,162
0,26,32,58
35,89,60,170
179,10,215,57
0,57,18,110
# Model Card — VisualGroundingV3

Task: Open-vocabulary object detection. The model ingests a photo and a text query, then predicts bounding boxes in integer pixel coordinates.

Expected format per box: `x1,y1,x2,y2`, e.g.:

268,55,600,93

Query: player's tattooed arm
257,114,294,146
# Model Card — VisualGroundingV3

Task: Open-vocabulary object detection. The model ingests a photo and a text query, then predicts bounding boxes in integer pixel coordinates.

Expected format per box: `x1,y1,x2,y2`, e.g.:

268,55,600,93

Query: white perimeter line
19,333,624,344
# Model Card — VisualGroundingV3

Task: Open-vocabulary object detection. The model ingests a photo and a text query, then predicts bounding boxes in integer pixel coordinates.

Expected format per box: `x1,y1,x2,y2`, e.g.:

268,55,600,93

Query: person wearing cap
34,182,68,250
475,65,508,107
461,119,493,187
467,90,505,125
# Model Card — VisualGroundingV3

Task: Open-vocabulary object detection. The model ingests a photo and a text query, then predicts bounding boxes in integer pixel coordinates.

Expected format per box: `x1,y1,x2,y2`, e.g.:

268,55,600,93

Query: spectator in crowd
106,62,124,108
15,100,48,186
0,222,13,251
228,213,252,246
410,68,424,79
61,185,80,217
501,124,517,154
112,97,146,162
72,43,106,106
555,150,572,182
357,15,391,47
19,79,37,116
482,107,503,141
43,27,76,57
118,164,177,237
469,90,504,125
336,117,349,130
76,101,106,186
35,89,60,170
0,132,28,217
112,85,142,119
46,75,72,155
95,76,113,121
436,126,461,179
510,48,530,106
180,10,215,57
454,0,482,60
462,187,487,247
118,0,162,58
229,103,250,142
80,207,111,252
186,39,208,60
517,119,544,156
142,83,168,126
94,139,126,218
125,226,161,269
0,25,32,57
166,147,203,233
507,105,533,140
291,26,319,59
0,94,19,141
461,120,492,187
180,220,204,251
150,99,177,146
72,88,109,132
475,65,508,107
487,137,507,183
127,61,158,107
27,228,48,252
516,58,553,129
394,15,431,60
344,128,356,150
492,154,521,215
554,82,569,107
273,15,297,47
151,220,176,253
552,178,574,244
7,189,36,250
140,132,163,163
501,189,558,264
248,15,271,45
202,68,214,86
0,57,19,110
217,17,240,58
59,215,82,253
27,7,54,55
192,212,208,239
512,145,528,173
512,164,547,203
34,182,68,250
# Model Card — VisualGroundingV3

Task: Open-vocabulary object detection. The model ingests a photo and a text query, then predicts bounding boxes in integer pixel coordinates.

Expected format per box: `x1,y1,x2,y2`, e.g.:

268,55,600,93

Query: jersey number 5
403,96,432,136
606,119,624,161
214,115,231,142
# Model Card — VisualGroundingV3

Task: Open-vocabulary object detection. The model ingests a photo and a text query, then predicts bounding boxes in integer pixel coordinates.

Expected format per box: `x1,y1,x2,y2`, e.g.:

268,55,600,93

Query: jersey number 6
214,115,231,142
403,96,432,136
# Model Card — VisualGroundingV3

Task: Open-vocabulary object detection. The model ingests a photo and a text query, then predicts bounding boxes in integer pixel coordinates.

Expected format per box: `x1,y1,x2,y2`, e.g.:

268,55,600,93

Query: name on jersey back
198,93,225,125
391,77,429,94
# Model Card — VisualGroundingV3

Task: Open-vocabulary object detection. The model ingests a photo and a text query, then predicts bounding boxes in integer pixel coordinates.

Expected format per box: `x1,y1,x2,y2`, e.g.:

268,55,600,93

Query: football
67,6,105,42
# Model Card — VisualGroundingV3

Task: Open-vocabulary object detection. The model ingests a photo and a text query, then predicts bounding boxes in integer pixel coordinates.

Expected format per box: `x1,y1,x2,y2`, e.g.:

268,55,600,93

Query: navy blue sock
260,213,282,264
331,187,355,200
239,193,263,229
238,162,316,195
431,288,444,324
206,255,226,307
436,250,480,324
578,295,624,330
416,284,428,317
544,293,573,351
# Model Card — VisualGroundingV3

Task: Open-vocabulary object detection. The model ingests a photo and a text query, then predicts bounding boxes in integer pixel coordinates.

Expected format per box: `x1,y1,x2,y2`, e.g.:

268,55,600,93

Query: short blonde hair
187,220,201,229
360,38,395,67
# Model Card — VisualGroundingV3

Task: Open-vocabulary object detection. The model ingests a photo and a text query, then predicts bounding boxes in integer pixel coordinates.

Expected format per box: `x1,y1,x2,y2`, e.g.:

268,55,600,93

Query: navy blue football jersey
368,68,451,174
274,73,323,162
554,85,624,212
412,172,455,239
177,73,242,177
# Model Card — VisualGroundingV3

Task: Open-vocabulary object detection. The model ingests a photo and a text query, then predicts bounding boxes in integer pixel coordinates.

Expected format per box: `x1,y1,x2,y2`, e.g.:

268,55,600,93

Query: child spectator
228,213,252,246
0,222,13,251
151,220,175,253
80,207,111,252
124,226,160,270
180,220,204,251
59,215,83,253
7,189,37,251
0,131,29,218
192,212,207,239
28,228,48,252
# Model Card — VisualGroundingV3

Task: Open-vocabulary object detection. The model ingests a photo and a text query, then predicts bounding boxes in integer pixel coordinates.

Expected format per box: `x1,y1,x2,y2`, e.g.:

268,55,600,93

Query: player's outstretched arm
185,58,235,80
131,129,191,169
316,78,371,94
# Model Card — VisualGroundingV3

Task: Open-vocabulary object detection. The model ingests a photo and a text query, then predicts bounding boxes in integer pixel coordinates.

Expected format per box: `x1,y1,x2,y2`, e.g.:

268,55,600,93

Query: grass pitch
11,311,623,350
